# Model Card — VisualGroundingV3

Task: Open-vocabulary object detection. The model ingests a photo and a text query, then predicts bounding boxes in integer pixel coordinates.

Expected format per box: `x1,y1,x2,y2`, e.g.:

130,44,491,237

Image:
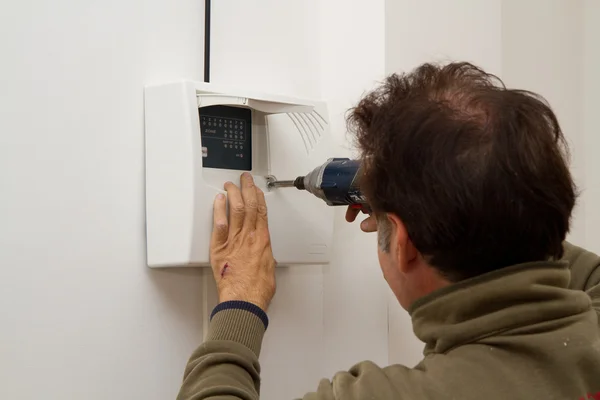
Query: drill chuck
293,176,305,190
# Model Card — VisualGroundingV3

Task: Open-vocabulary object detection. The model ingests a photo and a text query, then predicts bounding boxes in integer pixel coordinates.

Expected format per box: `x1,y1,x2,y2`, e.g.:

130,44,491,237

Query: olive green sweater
177,242,600,399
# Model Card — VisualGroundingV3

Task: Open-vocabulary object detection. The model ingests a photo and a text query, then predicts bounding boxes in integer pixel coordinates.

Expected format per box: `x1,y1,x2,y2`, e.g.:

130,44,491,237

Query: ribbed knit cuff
206,305,267,357
210,300,269,329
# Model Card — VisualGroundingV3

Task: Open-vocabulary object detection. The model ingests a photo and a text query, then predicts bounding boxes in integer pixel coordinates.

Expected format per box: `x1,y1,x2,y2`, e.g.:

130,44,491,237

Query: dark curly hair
348,62,577,281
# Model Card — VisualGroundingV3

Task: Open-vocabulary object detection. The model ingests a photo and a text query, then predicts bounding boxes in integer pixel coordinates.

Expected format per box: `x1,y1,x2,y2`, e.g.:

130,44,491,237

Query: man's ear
387,214,418,271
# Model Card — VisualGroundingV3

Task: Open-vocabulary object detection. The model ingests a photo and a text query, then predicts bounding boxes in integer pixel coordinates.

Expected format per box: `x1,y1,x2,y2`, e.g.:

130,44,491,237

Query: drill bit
267,179,295,188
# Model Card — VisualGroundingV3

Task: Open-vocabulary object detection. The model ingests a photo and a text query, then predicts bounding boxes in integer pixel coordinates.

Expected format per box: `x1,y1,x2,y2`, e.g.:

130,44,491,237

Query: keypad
199,106,252,171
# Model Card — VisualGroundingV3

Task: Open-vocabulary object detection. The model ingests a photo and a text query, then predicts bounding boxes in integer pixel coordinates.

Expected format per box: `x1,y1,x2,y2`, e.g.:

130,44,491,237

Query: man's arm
177,173,276,399
177,302,404,400
177,306,264,400
177,184,404,399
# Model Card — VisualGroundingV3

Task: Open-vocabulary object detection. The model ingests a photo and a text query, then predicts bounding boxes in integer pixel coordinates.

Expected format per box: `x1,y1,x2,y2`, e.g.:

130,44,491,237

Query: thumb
360,215,378,233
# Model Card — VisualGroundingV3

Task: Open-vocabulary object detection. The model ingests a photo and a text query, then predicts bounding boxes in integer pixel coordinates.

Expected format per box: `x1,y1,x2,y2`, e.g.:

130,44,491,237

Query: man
177,62,600,399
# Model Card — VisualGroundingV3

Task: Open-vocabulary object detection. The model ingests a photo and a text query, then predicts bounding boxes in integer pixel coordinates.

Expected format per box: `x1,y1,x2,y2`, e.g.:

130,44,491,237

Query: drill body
270,158,369,211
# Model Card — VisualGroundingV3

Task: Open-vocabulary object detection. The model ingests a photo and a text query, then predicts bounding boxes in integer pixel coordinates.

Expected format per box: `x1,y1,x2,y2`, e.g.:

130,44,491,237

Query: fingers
241,172,258,229
211,193,228,246
346,205,377,232
256,185,269,231
360,215,378,233
345,206,360,222
224,181,245,235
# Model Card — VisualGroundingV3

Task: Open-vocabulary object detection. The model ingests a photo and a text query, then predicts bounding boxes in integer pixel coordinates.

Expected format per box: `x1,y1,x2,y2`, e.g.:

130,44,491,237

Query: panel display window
199,105,252,171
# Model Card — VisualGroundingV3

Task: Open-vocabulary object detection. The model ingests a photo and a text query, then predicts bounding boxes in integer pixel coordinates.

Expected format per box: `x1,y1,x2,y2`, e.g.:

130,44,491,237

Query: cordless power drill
266,158,371,213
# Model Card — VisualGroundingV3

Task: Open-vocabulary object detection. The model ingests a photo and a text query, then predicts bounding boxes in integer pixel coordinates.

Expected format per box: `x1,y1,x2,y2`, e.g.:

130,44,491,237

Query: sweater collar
409,261,592,355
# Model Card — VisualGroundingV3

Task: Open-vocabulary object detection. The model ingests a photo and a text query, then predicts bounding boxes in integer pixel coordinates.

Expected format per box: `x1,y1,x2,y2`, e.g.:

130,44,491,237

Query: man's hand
210,173,276,312
345,205,377,232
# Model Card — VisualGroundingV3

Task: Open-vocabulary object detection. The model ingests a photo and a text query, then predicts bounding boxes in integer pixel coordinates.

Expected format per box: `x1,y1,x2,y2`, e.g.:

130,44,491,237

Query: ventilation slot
287,111,328,154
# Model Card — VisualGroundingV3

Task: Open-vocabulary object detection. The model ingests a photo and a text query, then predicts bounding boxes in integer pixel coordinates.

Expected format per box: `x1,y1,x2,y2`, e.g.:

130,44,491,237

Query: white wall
502,0,587,247
0,0,206,399
501,0,600,251
1,1,597,399
319,0,390,378
210,1,322,99
209,2,326,398
0,0,387,398
384,0,503,366
209,1,390,396
583,0,600,254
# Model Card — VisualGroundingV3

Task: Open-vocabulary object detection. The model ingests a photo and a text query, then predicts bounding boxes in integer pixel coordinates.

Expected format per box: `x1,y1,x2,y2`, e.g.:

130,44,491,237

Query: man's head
348,62,577,309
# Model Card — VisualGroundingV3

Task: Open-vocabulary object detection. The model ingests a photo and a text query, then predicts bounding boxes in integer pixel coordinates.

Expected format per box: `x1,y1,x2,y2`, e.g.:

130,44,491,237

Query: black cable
204,0,211,83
